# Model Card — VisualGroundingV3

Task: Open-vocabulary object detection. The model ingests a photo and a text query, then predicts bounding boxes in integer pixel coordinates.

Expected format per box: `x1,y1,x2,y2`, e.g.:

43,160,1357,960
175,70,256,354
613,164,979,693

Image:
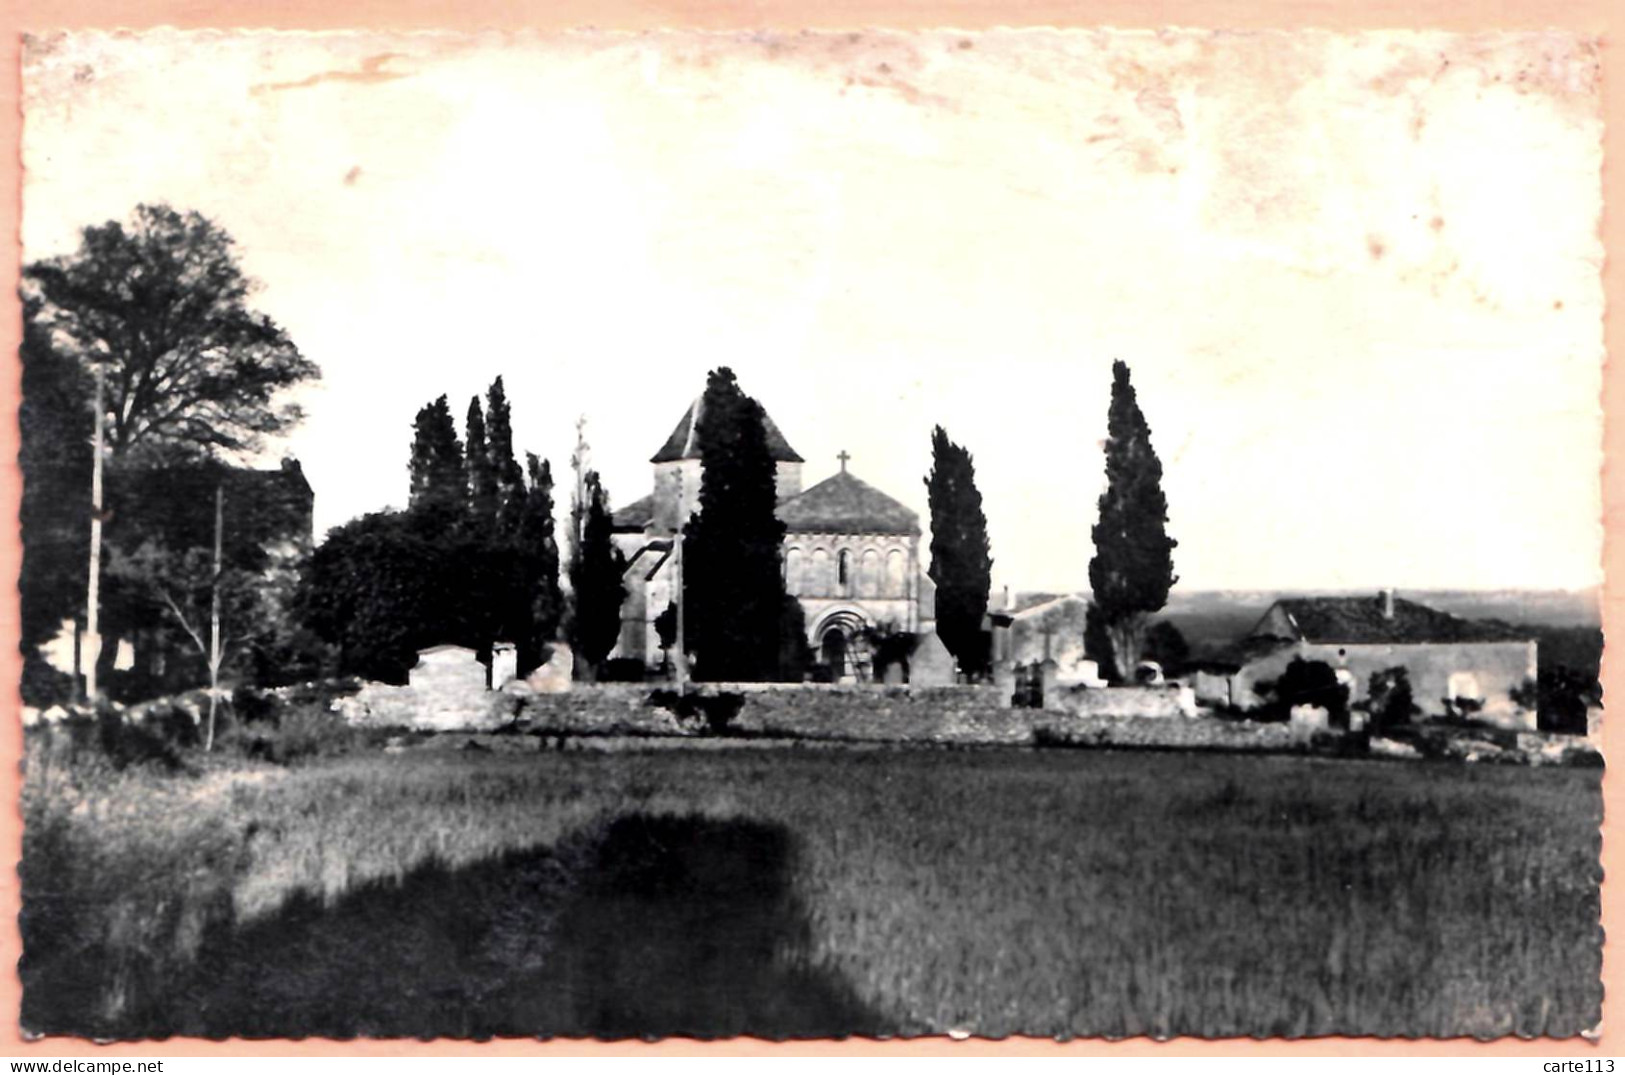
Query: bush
645,689,747,735
223,703,380,765
231,686,280,726
1366,667,1417,733
1515,667,1597,735
21,652,75,708
95,706,188,772
1273,659,1350,728
1441,696,1485,720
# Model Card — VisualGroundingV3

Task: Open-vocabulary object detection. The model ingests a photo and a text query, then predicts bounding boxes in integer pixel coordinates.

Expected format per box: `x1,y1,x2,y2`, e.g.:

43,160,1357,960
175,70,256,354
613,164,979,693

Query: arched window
810,549,831,594
860,549,882,598
785,547,804,595
838,549,851,590
885,549,906,597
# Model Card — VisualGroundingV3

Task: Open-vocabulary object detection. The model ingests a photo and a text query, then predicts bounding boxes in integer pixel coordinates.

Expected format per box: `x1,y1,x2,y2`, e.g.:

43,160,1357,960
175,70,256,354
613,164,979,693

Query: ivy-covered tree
682,368,787,681
569,472,627,680
1088,360,1178,681
924,426,993,677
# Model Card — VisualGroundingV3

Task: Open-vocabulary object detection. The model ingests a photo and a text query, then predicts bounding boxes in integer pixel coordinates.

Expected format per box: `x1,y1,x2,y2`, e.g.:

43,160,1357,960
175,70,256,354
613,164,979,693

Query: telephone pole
568,415,589,570
205,483,224,751
84,361,106,703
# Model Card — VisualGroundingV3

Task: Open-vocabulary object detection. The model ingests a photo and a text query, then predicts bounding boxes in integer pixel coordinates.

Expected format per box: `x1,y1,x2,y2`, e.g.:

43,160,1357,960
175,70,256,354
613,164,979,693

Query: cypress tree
924,426,993,677
465,395,498,529
1088,359,1178,680
515,453,565,673
682,367,787,681
408,395,465,520
569,471,627,680
484,377,525,533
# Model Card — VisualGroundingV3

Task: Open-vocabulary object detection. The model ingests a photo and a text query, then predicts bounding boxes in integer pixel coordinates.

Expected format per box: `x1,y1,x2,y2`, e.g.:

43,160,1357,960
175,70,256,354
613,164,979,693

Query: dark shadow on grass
32,814,887,1040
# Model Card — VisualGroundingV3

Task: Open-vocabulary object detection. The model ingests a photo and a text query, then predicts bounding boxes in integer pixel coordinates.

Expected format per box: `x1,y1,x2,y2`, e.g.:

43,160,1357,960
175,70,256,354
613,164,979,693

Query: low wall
502,684,1022,744
1049,684,1197,719
1034,712,1303,752
730,686,1022,744
334,683,508,731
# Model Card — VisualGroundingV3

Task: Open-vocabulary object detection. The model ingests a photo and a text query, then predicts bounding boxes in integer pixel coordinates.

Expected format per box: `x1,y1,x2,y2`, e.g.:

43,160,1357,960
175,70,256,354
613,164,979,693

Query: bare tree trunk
1108,615,1147,683
206,484,223,752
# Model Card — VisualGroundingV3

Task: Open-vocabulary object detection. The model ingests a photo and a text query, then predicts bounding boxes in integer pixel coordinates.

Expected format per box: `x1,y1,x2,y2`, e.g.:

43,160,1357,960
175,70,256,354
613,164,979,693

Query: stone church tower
609,391,943,682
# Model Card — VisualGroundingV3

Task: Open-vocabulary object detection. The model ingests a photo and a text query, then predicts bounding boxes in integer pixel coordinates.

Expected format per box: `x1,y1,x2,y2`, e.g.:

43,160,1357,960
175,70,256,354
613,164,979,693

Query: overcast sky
21,28,1604,593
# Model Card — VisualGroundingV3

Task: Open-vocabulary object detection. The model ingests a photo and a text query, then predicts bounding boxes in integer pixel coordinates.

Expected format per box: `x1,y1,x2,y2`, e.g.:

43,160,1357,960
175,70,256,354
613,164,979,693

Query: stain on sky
252,53,409,95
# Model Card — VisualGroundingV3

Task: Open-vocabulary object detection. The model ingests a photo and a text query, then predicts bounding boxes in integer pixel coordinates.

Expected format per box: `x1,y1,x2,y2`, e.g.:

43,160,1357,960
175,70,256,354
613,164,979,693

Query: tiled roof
778,471,919,536
613,493,655,531
1192,635,1296,673
651,396,803,464
1254,595,1533,645
624,540,673,581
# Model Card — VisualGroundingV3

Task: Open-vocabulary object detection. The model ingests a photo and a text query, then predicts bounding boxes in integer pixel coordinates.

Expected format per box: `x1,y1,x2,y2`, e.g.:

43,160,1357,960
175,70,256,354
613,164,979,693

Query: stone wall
1034,712,1303,753
336,682,507,731
1048,684,1198,719
503,682,1224,746
325,678,1596,764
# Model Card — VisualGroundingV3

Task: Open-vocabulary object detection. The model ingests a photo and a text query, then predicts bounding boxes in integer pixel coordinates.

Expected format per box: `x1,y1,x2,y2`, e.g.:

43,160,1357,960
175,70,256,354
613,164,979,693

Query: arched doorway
811,608,874,682
821,628,848,678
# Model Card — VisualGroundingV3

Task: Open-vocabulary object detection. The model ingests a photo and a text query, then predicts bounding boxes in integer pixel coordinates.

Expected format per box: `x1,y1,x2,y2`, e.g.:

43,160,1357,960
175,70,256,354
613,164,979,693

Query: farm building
1191,591,1537,727
986,594,1108,686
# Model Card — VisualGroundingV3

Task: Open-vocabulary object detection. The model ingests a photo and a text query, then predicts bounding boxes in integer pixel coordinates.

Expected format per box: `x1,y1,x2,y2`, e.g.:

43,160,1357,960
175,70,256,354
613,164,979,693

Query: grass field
21,736,1603,1040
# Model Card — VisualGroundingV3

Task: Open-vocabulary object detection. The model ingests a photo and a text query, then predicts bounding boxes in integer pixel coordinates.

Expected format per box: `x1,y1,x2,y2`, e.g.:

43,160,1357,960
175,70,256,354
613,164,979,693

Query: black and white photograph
16,27,1605,1041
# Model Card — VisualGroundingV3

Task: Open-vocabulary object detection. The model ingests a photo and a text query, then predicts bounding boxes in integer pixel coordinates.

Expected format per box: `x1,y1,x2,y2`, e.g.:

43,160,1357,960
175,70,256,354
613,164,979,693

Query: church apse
610,394,929,681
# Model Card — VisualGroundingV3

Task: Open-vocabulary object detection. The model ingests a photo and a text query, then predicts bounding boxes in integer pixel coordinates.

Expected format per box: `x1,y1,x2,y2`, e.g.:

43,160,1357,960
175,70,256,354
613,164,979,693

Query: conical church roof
651,396,803,464
778,470,920,535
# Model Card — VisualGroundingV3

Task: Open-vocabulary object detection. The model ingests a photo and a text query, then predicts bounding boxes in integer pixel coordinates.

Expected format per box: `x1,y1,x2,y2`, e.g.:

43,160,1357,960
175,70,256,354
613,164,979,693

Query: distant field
1155,589,1603,671
22,740,1602,1040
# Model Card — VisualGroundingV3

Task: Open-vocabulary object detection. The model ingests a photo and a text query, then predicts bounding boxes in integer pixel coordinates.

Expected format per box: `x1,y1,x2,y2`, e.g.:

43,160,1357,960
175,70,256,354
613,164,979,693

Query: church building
610,393,938,681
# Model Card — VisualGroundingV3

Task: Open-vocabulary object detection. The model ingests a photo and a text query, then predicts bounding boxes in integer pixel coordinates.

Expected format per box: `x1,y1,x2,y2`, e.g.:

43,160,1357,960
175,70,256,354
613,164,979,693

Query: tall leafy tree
569,472,627,680
465,395,499,529
484,377,525,532
408,395,466,519
682,368,787,681
298,511,441,683
1088,359,1178,680
925,426,993,677
21,204,319,701
23,203,318,462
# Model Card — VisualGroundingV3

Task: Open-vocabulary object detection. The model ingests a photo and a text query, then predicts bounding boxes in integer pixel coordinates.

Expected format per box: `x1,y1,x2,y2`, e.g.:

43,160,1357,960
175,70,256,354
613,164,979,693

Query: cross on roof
837,450,851,473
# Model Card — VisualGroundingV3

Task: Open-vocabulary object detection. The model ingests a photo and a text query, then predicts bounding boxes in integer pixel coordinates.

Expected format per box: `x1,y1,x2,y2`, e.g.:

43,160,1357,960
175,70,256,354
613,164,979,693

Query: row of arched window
785,545,909,599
